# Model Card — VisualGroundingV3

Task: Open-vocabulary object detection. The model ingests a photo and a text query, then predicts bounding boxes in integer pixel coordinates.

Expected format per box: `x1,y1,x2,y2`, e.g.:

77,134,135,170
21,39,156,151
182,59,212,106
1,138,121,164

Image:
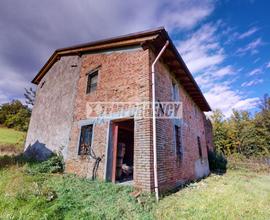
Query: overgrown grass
0,156,269,219
155,170,270,219
0,127,26,154
0,156,154,220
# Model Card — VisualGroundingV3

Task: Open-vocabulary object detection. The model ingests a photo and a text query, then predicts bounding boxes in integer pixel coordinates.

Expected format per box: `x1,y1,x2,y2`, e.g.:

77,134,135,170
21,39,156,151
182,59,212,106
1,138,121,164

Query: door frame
107,117,134,183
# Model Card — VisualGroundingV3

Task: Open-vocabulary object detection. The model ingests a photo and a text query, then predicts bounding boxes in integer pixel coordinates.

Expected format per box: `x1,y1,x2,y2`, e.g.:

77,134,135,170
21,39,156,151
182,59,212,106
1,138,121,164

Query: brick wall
151,50,210,192
65,48,154,191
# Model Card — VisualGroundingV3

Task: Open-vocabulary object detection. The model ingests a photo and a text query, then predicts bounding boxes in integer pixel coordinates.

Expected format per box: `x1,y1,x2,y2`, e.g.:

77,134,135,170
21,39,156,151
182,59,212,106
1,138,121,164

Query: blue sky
0,0,269,116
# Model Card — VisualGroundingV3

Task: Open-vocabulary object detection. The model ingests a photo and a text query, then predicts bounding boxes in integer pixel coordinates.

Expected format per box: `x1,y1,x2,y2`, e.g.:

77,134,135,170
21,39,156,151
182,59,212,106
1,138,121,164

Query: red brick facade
65,48,155,191
152,51,210,191
64,47,213,192
27,29,213,193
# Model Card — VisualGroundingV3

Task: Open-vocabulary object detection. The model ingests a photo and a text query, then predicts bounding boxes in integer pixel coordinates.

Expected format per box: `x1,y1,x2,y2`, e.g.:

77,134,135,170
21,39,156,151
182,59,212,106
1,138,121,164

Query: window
197,136,202,160
78,125,93,155
86,70,98,93
172,81,179,101
175,125,182,158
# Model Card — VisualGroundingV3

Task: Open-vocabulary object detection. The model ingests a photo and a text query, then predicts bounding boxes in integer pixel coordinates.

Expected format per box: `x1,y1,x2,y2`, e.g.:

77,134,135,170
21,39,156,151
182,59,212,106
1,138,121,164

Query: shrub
0,100,31,132
208,150,227,172
26,154,64,174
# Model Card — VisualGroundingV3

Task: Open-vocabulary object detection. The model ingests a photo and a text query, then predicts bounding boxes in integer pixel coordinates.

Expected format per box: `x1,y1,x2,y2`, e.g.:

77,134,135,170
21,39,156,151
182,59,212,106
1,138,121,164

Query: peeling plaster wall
25,56,81,159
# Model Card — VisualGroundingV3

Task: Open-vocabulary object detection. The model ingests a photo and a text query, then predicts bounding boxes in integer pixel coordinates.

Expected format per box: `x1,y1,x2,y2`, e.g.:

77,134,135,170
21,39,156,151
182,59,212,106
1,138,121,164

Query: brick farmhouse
25,27,214,194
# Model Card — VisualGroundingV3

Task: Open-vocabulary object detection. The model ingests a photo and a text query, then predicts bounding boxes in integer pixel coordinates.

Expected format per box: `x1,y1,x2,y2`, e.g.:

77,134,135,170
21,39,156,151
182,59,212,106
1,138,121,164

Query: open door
110,119,134,184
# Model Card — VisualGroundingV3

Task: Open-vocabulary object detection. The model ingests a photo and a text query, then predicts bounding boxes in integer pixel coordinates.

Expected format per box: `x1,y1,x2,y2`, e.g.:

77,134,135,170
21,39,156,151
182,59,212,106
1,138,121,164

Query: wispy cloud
177,22,225,73
248,68,262,76
241,79,263,87
178,21,260,116
236,38,263,55
238,27,259,39
266,61,270,68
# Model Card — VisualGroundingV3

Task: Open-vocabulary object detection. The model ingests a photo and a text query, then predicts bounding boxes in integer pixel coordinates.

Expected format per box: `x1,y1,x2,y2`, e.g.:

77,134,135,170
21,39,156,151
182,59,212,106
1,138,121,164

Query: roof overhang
32,27,211,111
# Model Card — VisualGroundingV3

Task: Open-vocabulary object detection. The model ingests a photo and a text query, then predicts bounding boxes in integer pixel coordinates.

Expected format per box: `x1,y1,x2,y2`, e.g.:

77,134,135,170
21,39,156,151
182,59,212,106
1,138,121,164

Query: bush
208,150,227,172
26,154,64,174
0,100,31,132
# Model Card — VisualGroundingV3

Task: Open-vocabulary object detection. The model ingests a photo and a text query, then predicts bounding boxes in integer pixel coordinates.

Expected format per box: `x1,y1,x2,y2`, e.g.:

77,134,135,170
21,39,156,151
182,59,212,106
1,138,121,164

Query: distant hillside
0,127,26,155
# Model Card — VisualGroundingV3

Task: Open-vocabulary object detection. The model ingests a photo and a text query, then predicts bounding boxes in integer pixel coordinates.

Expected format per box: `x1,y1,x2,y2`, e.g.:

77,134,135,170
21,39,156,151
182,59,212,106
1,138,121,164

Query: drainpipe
151,40,169,202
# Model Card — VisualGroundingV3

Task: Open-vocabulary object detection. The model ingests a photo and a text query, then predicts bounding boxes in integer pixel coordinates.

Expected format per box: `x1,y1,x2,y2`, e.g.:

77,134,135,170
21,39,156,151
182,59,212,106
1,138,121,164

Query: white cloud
238,27,258,39
204,84,259,117
236,38,263,55
241,79,263,87
177,22,260,117
214,66,235,77
248,68,262,76
266,61,270,68
177,22,225,73
161,3,214,31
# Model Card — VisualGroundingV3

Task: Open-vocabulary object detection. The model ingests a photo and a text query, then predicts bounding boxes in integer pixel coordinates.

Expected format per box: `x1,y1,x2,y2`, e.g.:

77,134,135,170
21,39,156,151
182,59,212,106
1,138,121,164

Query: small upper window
78,124,93,155
172,80,180,101
86,70,98,93
197,136,202,160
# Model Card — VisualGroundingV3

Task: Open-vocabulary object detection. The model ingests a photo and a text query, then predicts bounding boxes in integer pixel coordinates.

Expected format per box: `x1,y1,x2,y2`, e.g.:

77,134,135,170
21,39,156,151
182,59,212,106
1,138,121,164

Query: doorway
111,119,134,183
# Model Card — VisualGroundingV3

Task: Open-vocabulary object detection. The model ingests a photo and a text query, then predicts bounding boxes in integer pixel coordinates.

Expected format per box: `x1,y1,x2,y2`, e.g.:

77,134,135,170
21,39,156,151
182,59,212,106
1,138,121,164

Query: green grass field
0,127,26,154
0,161,269,220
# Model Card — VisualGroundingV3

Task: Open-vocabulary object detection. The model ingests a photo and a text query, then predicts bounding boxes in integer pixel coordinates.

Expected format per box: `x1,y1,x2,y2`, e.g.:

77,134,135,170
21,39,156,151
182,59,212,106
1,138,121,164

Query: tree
0,100,31,131
210,109,230,155
210,94,270,158
24,87,36,107
253,94,270,156
228,110,258,157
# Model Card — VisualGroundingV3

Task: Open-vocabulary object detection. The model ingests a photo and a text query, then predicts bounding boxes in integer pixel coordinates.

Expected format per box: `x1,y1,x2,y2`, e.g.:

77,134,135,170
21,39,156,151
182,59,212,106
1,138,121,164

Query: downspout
151,40,169,202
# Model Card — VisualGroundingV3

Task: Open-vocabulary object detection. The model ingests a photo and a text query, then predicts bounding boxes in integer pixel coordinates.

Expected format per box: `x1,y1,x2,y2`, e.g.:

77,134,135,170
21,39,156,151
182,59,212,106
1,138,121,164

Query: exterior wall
65,48,154,191
25,56,81,160
25,45,213,192
152,51,210,192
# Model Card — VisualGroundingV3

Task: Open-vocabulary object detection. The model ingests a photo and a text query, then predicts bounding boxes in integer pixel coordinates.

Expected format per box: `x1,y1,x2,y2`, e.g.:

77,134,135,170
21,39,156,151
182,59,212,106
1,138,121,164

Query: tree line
210,94,270,158
0,88,35,132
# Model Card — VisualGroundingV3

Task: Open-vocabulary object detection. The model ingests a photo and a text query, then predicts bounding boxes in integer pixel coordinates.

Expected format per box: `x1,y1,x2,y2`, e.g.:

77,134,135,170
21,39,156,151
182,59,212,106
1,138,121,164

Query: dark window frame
78,124,93,155
172,80,180,101
86,70,98,94
197,136,202,160
175,125,183,158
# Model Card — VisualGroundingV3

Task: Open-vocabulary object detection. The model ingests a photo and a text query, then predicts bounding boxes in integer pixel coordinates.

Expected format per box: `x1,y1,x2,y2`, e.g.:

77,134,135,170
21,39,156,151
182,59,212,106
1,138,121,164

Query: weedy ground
0,155,269,220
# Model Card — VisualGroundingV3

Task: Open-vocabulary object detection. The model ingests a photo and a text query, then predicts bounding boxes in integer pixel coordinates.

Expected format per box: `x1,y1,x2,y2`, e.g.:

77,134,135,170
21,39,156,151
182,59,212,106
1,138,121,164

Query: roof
32,27,211,111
